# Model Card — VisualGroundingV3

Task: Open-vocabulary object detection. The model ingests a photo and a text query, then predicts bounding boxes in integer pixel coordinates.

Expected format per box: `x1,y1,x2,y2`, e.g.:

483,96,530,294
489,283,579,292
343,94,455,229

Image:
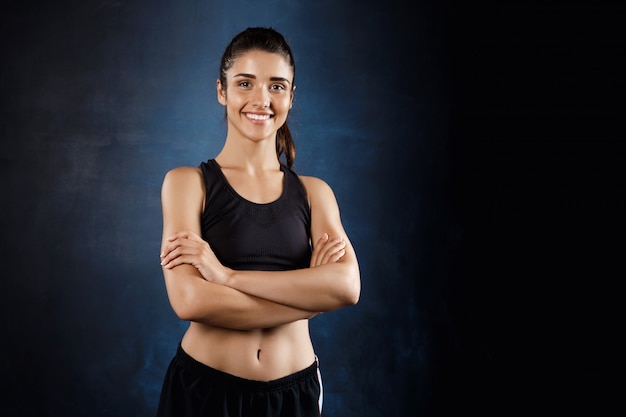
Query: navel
257,349,261,360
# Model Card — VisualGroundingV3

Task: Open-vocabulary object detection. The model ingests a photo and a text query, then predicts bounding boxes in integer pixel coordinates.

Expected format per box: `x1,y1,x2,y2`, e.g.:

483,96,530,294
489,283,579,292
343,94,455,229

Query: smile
245,113,272,121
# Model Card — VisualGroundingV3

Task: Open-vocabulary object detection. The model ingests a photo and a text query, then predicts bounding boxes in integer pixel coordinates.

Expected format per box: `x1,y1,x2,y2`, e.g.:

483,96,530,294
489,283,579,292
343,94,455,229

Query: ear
290,85,296,109
216,79,227,106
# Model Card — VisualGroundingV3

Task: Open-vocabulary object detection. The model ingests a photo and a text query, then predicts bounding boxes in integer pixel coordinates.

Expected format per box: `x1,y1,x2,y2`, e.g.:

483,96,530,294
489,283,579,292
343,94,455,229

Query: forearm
193,284,318,331
226,257,360,312
164,266,317,331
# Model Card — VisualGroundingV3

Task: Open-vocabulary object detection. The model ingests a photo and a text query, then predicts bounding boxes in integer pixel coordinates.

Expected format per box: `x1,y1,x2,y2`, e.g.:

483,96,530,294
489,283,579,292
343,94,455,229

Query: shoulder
163,166,203,185
161,167,205,201
298,175,338,205
298,175,332,192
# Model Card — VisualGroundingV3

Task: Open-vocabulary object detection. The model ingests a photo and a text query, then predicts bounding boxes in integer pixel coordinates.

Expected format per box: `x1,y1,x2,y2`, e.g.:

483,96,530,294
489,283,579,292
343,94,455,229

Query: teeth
247,113,270,120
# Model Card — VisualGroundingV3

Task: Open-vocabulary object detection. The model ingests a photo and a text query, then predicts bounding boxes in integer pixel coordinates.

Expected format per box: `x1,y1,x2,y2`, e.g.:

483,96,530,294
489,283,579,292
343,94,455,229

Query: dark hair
219,27,297,168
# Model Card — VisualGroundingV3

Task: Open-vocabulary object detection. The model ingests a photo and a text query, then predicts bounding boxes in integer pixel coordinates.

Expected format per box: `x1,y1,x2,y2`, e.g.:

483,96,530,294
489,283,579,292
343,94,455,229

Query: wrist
222,267,236,288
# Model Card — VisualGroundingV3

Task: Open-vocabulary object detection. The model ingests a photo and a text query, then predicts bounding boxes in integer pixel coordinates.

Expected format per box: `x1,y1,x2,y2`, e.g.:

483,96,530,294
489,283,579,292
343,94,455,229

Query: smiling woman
156,27,360,417
217,49,295,145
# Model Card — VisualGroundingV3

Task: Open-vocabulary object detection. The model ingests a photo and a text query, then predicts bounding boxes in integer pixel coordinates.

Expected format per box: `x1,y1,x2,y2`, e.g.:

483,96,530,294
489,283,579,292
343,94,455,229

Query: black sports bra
199,159,312,271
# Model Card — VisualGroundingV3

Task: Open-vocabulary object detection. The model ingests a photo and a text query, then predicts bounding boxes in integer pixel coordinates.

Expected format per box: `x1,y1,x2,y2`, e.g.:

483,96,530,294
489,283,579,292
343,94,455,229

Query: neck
216,134,280,173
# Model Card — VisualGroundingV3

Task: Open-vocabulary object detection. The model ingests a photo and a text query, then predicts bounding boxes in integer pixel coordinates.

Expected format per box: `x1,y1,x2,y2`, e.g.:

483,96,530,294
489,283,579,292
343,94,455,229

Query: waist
174,343,318,390
180,321,315,381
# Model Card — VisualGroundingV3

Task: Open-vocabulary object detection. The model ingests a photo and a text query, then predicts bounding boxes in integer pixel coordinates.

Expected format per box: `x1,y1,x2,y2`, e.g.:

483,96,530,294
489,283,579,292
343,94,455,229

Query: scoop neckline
210,159,287,206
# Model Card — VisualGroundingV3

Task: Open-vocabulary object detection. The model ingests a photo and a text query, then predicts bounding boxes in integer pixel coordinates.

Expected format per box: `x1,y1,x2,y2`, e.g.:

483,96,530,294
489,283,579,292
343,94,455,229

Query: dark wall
3,0,620,416
446,2,624,415
0,2,461,415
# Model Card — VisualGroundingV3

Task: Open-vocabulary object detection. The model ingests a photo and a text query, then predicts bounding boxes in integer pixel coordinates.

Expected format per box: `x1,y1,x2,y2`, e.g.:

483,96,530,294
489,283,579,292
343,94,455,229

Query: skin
160,50,360,381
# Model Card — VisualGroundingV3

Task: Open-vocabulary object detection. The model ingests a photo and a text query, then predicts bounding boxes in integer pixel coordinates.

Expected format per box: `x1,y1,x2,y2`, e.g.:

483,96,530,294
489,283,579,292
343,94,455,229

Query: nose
252,86,270,109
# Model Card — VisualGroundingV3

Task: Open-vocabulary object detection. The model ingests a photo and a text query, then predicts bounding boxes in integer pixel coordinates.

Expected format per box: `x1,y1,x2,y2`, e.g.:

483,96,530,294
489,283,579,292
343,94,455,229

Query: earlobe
216,79,227,105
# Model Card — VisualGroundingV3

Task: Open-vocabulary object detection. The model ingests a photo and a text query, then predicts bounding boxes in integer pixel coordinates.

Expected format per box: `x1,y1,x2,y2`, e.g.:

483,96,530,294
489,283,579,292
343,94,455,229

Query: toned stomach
180,319,315,381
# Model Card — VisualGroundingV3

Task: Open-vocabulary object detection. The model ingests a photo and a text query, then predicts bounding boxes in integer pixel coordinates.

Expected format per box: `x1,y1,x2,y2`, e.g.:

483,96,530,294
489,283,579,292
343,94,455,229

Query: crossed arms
159,167,360,331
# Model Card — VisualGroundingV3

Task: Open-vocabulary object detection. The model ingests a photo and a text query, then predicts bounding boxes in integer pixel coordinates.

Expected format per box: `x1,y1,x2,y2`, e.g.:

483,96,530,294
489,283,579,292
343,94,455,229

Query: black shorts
156,344,322,417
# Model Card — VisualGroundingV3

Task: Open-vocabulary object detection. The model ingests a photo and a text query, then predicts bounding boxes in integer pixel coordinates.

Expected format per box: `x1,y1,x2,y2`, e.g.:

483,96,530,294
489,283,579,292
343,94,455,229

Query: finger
161,244,200,266
162,233,204,257
180,230,204,242
162,253,194,269
312,235,345,267
162,245,207,268
162,233,189,252
310,233,329,267
311,233,328,266
160,237,187,260
317,236,345,264
328,248,346,263
160,246,182,266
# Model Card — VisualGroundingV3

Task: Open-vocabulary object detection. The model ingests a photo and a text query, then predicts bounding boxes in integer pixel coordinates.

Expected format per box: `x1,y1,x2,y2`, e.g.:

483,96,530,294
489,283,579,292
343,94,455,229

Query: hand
310,233,346,268
160,230,231,285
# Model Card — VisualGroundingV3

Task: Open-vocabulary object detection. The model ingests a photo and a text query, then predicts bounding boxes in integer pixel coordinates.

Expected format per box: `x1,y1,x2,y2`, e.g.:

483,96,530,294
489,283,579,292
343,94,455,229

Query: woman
157,27,360,417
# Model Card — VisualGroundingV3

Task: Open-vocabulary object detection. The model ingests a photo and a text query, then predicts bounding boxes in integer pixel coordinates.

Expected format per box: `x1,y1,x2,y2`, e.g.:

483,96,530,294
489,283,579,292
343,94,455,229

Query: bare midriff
180,319,315,381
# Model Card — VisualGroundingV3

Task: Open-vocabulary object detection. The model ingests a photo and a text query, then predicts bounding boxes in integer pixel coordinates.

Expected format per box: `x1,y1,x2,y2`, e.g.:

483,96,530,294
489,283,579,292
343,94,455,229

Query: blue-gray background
2,0,622,416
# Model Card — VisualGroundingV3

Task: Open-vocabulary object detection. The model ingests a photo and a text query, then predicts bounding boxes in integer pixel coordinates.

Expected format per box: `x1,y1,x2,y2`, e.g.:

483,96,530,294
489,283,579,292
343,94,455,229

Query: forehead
227,50,293,80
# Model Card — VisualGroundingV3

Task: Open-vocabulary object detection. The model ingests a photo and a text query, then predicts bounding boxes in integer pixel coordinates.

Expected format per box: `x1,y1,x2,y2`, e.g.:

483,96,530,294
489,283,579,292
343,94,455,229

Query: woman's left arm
161,176,360,312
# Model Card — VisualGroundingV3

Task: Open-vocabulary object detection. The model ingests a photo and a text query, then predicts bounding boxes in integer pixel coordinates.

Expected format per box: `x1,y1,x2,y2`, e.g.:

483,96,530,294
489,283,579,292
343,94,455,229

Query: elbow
166,282,202,322
339,264,361,307
174,306,195,322
168,294,195,321
173,296,212,322
345,278,361,306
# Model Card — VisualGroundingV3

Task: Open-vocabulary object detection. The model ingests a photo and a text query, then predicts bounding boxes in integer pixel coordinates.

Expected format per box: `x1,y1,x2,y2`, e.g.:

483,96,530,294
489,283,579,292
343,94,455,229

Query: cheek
224,95,245,112
276,96,292,112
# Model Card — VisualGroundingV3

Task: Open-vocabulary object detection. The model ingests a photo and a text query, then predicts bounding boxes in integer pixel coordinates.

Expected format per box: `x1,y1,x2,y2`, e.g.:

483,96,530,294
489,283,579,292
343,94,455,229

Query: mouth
244,113,273,121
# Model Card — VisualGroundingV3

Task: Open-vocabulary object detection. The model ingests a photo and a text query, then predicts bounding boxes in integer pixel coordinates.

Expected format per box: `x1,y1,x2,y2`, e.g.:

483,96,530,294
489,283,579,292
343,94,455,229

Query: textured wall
0,1,497,416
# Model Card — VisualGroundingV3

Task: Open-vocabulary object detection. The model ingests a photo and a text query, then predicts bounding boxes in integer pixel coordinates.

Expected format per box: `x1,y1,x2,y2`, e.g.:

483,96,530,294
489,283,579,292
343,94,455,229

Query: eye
238,81,252,88
270,84,286,92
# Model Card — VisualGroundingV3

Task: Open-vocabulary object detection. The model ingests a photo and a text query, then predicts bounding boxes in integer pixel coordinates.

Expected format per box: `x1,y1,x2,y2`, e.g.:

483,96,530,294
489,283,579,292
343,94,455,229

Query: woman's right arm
160,167,316,331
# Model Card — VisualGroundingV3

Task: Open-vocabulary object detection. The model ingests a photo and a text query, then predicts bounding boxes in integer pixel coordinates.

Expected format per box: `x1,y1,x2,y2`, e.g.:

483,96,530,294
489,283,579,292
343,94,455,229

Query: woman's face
217,50,294,143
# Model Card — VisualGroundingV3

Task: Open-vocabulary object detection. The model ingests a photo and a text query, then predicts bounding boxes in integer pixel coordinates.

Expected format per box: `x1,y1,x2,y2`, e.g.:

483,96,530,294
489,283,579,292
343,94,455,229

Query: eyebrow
233,73,291,85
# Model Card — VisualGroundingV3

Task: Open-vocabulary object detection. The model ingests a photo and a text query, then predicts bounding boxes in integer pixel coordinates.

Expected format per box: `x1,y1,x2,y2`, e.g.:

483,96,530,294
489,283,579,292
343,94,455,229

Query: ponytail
276,122,295,169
